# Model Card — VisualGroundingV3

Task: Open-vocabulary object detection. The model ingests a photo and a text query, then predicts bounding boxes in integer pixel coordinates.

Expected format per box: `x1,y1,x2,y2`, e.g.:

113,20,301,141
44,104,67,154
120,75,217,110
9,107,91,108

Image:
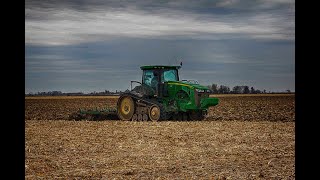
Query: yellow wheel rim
121,97,131,115
149,105,160,121
117,96,134,120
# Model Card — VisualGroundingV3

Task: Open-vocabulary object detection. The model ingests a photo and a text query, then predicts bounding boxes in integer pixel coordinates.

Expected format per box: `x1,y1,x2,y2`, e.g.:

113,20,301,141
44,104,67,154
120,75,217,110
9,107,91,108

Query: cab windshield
161,69,178,82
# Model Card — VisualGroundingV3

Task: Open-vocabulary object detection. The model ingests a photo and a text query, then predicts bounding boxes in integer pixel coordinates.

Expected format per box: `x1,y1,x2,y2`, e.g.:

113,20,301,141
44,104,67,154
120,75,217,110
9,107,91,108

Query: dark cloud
26,38,294,93
25,0,295,93
26,0,294,45
26,0,294,12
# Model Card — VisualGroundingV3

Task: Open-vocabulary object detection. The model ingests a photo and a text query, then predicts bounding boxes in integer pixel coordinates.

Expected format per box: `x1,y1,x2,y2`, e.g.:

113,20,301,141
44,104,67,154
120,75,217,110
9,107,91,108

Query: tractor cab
141,66,180,86
140,65,181,96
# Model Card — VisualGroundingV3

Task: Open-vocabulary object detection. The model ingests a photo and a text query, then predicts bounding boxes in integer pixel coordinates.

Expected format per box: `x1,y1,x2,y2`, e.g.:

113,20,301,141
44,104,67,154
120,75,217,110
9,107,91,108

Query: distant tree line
26,85,293,96
25,90,129,96
207,84,292,94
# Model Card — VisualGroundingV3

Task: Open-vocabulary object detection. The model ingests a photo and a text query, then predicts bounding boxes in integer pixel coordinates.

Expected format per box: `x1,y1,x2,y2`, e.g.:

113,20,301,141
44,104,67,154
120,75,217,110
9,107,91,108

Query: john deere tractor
117,65,219,121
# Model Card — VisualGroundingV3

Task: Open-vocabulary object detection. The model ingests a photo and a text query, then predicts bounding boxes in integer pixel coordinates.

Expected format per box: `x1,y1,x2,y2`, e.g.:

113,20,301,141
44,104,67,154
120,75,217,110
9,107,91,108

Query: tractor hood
167,81,210,91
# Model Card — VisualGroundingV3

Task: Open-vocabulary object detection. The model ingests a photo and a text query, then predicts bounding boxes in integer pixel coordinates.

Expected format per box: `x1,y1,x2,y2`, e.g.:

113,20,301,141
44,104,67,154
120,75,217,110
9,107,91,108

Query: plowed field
25,94,295,179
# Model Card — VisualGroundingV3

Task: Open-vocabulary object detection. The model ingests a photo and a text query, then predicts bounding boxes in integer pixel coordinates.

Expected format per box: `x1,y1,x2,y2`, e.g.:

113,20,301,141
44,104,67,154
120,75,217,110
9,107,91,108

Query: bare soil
25,94,295,122
25,94,295,179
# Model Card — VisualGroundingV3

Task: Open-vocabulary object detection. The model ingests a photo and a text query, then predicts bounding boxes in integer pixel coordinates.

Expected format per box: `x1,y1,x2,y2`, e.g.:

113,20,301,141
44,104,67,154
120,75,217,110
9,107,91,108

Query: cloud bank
26,0,294,45
25,0,295,93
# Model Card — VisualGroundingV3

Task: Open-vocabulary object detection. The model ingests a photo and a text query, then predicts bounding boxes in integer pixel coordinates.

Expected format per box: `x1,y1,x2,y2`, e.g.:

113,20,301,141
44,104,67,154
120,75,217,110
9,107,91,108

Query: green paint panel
200,98,219,109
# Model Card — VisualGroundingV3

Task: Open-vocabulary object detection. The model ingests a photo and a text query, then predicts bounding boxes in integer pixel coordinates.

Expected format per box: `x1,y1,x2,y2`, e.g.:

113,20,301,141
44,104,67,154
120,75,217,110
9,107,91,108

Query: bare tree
243,86,250,94
211,84,218,94
250,87,255,94
232,86,243,94
219,85,230,94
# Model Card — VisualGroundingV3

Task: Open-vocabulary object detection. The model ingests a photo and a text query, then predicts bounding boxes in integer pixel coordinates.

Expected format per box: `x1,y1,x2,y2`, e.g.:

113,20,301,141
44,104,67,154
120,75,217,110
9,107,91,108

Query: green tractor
117,65,219,121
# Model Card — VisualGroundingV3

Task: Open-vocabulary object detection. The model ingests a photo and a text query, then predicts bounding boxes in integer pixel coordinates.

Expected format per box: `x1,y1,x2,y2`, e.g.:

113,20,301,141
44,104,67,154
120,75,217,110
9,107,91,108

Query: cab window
161,69,178,82
142,70,154,86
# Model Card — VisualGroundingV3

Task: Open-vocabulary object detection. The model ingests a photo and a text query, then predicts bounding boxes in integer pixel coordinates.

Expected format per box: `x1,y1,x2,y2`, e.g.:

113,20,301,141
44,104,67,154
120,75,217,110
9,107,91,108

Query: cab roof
140,65,181,70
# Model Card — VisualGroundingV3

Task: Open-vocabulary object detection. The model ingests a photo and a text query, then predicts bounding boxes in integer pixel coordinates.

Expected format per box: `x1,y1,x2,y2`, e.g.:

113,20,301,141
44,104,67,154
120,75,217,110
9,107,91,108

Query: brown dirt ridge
25,94,295,122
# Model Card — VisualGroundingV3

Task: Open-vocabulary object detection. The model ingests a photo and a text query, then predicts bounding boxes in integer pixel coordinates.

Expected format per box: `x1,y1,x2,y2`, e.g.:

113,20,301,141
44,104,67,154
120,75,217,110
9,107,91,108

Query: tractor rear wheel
117,96,135,121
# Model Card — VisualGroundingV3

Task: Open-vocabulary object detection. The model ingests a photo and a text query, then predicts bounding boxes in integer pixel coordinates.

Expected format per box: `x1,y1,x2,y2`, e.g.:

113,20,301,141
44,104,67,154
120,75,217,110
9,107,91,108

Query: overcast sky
25,0,295,93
